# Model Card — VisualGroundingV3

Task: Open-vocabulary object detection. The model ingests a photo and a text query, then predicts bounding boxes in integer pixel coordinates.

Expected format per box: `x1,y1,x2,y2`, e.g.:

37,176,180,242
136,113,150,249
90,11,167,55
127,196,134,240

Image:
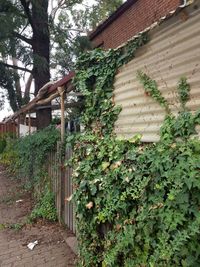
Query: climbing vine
137,71,170,113
178,77,191,110
73,33,148,134
69,34,200,267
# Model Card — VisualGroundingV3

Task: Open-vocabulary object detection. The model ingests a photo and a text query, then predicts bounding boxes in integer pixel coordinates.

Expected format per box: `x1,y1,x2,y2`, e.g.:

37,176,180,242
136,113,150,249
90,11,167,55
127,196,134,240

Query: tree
0,0,82,127
0,0,122,127
69,0,123,30
89,0,123,28
50,0,123,75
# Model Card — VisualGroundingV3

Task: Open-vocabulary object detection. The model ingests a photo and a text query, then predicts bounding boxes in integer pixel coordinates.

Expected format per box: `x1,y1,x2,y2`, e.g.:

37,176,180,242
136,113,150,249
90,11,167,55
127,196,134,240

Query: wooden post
57,87,66,224
17,116,20,138
24,114,26,126
28,113,31,135
58,86,65,143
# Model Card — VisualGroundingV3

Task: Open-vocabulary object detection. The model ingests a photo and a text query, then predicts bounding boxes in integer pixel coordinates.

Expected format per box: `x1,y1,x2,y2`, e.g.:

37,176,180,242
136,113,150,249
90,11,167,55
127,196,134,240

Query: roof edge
113,0,195,50
89,0,138,40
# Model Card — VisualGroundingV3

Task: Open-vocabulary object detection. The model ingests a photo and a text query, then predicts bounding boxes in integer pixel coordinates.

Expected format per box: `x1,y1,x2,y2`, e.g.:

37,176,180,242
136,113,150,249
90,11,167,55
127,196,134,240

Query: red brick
90,0,180,49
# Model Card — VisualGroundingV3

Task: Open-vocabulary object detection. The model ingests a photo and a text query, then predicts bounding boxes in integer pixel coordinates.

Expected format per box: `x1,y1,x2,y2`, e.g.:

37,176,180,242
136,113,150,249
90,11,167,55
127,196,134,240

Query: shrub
15,125,60,183
1,126,60,222
30,186,57,222
0,138,18,172
0,137,6,154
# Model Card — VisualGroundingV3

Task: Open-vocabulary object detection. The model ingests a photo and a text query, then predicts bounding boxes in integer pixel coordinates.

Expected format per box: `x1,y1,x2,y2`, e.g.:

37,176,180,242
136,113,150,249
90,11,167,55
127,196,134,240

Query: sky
0,101,12,120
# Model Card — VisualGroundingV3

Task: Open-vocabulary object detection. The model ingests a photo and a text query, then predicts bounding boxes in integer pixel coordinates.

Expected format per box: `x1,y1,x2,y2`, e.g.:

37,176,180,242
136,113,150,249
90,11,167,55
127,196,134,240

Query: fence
47,142,62,222
47,142,76,233
63,144,76,233
0,122,16,137
47,118,78,233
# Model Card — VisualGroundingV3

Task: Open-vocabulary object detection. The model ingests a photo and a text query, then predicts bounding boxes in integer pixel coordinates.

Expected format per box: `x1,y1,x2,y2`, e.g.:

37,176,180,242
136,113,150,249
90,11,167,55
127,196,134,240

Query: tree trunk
32,0,52,129
12,57,23,109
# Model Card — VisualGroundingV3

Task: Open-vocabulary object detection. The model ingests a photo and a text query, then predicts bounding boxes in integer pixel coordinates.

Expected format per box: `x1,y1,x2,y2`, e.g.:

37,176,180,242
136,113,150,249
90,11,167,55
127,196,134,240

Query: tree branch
13,32,33,45
12,57,22,107
19,0,34,30
67,28,86,33
50,0,66,20
24,73,33,101
0,62,33,73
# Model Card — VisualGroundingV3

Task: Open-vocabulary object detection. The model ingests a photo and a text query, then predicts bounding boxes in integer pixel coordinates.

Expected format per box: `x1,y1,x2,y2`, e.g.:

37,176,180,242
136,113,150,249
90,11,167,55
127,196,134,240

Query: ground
0,166,76,267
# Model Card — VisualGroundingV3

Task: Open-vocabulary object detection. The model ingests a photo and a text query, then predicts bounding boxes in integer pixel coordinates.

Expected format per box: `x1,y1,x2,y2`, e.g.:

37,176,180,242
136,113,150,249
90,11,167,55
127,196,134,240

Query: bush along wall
68,33,200,267
15,125,60,184
1,125,60,221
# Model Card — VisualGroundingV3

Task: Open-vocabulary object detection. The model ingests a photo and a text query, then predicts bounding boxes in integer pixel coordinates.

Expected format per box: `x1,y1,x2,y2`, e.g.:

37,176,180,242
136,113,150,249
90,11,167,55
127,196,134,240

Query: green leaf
102,162,110,170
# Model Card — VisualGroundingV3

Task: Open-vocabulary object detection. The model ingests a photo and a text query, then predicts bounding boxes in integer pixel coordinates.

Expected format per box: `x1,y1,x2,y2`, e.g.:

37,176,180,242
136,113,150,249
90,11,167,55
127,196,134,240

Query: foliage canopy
0,0,123,114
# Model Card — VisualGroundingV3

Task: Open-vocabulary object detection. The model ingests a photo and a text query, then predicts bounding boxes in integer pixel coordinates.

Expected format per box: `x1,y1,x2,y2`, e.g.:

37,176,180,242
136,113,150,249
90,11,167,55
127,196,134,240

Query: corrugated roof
47,71,75,95
5,71,75,122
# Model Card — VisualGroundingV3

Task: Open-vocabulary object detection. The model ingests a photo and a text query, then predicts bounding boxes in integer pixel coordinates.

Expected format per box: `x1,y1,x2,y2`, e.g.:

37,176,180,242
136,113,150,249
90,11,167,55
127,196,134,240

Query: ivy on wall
73,33,149,135
69,33,200,267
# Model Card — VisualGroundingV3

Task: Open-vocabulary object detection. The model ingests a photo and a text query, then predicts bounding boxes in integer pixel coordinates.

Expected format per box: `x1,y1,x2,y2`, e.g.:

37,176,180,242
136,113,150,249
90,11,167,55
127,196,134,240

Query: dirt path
0,166,76,267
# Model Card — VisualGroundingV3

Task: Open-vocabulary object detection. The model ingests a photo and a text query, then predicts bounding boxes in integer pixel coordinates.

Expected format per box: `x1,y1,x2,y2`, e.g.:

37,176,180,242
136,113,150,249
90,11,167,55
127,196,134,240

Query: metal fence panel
113,5,200,142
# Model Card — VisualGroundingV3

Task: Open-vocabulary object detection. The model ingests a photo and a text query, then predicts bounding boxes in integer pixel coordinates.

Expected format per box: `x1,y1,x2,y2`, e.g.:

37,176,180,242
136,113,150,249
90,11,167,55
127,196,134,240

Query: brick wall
90,0,181,49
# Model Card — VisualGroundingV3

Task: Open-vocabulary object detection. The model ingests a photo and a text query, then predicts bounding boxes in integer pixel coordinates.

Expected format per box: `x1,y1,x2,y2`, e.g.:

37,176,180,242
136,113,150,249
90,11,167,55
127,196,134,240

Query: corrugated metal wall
114,4,200,142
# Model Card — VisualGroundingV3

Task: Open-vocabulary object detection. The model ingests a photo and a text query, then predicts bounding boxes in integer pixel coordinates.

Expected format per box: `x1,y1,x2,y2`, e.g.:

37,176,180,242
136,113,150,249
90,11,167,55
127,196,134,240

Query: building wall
19,124,36,137
113,4,200,142
90,0,180,49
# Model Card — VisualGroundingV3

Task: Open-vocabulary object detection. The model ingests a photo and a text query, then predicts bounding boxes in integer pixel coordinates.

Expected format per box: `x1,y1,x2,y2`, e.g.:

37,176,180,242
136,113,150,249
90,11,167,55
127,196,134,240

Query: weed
8,223,24,231
0,224,6,230
30,187,57,222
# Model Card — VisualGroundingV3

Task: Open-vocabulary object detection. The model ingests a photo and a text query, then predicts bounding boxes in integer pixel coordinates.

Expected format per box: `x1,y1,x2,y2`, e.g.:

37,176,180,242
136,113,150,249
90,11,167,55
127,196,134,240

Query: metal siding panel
114,8,200,142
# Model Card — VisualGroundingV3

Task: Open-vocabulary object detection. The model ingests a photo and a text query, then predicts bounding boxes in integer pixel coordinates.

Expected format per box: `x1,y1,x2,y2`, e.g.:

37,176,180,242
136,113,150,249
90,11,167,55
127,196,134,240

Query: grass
0,224,6,230
0,222,24,231
8,223,24,231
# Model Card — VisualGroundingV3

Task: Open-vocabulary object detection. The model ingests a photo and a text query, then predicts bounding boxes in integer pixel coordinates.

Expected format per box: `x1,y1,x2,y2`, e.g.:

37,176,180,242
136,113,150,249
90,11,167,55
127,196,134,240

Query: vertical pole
28,113,31,135
17,116,20,138
58,86,65,143
57,86,66,224
24,114,26,126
